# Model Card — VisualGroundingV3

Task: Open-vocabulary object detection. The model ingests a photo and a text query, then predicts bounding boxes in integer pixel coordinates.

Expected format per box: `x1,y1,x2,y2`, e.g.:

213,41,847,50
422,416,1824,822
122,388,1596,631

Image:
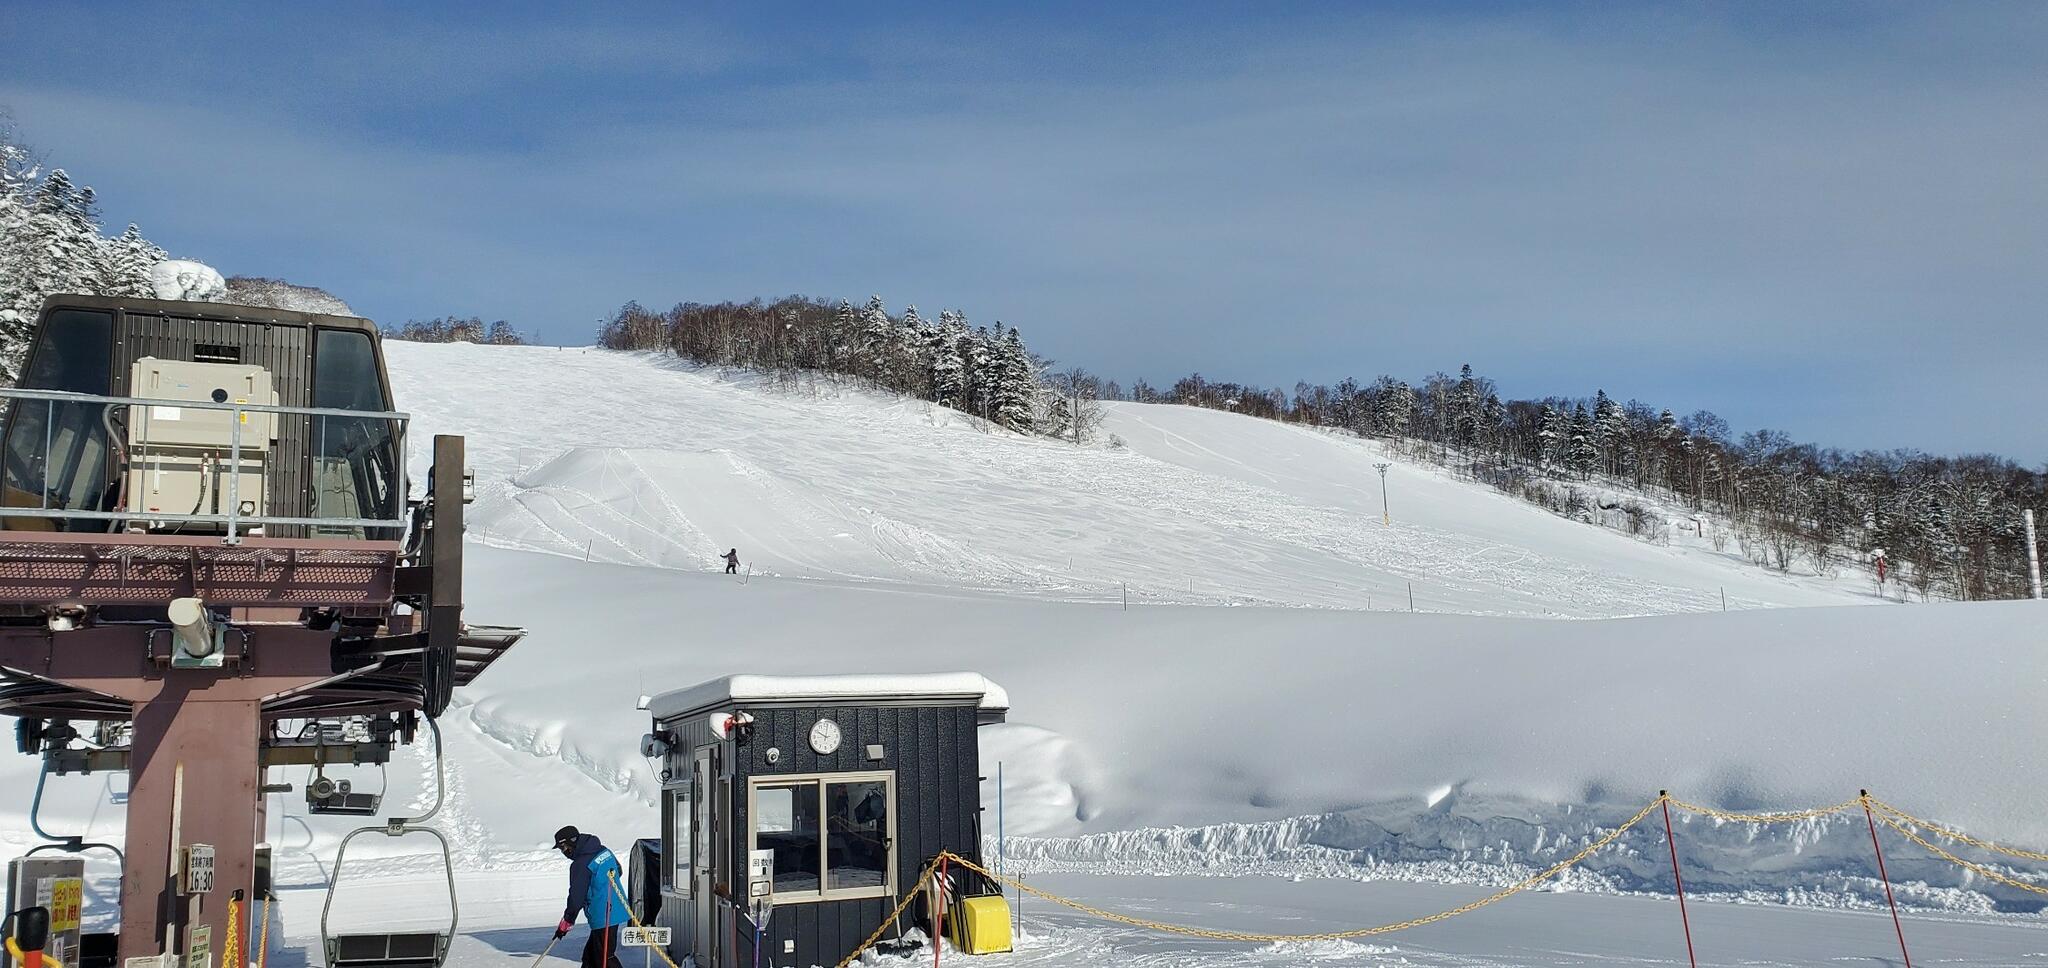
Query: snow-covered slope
398,344,1871,618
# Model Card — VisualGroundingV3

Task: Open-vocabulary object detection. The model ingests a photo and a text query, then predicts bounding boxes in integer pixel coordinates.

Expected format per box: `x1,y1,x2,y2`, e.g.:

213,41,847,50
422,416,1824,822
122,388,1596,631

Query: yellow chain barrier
825,858,943,968
603,871,684,968
221,895,242,968
605,858,947,968
1665,796,1863,825
573,791,2048,968
937,797,1664,943
256,896,271,968
1865,796,2048,864
1875,814,2048,897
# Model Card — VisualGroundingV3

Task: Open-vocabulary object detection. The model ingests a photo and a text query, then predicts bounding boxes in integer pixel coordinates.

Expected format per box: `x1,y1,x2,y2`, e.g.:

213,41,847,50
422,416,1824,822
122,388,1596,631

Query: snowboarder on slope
722,548,740,574
552,825,629,968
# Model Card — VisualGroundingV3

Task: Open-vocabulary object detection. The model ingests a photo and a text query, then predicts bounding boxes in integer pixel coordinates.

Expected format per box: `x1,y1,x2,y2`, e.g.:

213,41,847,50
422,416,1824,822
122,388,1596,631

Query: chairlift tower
0,296,524,964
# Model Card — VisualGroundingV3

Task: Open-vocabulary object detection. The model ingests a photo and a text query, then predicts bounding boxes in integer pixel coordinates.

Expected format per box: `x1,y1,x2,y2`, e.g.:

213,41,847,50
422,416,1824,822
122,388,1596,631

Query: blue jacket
562,833,631,929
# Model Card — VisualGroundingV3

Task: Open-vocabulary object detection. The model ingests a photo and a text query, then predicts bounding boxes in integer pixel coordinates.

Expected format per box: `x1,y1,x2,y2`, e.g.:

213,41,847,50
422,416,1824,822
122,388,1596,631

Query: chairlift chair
321,717,459,968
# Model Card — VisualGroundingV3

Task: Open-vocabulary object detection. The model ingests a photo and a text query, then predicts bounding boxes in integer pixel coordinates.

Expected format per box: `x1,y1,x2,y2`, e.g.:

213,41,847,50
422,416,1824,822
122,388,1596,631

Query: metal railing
0,386,410,544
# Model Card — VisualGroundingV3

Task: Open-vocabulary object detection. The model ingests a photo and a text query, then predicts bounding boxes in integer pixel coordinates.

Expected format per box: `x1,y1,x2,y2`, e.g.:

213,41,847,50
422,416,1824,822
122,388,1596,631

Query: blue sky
2,2,2043,460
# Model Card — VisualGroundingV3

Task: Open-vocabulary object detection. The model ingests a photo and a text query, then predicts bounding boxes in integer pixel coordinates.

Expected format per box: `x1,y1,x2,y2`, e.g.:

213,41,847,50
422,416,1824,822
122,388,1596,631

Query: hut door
691,747,715,965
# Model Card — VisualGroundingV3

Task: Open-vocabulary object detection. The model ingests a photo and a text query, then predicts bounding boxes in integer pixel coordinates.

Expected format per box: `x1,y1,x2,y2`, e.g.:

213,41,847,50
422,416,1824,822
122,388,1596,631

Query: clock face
809,718,843,755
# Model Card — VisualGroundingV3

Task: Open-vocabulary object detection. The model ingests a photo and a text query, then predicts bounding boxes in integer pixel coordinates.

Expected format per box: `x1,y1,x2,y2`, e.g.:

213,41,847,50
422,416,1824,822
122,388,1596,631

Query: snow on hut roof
648,672,1008,721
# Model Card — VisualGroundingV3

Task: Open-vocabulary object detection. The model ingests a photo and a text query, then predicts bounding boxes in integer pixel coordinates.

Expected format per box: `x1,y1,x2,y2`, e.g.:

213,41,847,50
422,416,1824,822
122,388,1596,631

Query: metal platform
0,531,399,607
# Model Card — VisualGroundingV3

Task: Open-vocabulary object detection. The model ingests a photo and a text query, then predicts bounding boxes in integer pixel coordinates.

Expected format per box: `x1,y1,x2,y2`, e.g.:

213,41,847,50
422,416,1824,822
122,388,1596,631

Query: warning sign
51,876,82,932
185,924,211,968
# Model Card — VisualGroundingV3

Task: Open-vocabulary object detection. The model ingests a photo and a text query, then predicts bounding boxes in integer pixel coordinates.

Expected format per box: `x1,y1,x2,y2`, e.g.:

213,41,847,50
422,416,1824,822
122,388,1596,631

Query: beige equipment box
126,357,280,529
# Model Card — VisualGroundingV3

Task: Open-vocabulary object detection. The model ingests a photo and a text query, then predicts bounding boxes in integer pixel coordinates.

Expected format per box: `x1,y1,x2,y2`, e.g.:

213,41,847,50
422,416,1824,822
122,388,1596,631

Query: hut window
754,781,823,893
749,771,895,902
665,786,691,897
826,779,889,890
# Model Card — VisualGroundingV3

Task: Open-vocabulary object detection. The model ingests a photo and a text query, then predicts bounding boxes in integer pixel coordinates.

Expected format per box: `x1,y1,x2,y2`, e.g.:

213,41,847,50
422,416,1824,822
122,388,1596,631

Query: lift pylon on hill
0,295,524,966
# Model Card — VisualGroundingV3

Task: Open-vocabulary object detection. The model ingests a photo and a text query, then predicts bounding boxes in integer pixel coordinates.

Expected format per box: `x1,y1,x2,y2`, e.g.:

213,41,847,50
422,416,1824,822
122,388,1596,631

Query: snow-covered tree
1046,367,1105,444
0,119,172,381
1567,403,1598,478
891,304,929,395
858,295,891,384
990,325,1035,432
98,224,168,298
1452,364,1480,449
927,309,968,407
1375,378,1413,438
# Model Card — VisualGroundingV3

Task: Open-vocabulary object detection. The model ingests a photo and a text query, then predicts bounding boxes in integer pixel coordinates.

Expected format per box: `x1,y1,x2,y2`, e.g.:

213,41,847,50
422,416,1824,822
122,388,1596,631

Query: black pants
725,562,737,574
581,926,622,968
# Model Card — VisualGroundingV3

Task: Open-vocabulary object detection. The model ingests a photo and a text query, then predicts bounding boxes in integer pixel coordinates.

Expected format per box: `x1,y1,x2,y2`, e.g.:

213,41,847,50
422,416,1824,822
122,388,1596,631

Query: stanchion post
1862,791,1913,968
1659,793,1699,968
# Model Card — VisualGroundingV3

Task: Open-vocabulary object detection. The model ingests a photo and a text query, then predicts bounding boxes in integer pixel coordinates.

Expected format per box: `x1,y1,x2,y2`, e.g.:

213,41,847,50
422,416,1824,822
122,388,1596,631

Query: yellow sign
50,877,82,932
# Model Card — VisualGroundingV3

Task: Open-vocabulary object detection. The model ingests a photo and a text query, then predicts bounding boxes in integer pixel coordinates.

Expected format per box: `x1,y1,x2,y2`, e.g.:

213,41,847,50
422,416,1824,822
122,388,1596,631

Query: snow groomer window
748,772,895,902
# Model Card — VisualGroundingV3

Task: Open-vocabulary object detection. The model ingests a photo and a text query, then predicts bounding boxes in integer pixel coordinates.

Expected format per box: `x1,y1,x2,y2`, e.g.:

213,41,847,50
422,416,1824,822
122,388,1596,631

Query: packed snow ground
5,343,2044,967
251,872,2048,968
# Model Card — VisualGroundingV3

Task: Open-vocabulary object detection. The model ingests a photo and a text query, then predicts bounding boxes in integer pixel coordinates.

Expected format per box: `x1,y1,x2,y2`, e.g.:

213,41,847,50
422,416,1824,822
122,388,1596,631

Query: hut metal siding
653,716,725,964
726,702,982,968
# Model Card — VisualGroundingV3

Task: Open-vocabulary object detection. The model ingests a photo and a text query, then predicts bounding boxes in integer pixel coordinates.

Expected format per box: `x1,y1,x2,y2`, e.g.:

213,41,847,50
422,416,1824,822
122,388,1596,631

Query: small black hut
642,673,1008,968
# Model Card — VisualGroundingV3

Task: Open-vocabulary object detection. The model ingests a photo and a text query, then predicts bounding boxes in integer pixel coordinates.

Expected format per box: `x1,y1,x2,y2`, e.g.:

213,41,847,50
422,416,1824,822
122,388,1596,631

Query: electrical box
125,358,279,529
4,855,85,968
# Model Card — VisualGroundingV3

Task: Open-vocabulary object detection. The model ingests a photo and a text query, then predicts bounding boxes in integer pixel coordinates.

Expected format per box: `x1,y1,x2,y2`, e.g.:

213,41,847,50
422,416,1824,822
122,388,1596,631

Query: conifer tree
928,309,967,406
991,325,1035,432
858,295,890,384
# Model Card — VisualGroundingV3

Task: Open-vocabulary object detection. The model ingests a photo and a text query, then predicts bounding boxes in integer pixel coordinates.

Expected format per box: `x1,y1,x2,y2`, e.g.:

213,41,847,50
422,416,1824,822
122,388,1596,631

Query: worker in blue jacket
553,825,630,968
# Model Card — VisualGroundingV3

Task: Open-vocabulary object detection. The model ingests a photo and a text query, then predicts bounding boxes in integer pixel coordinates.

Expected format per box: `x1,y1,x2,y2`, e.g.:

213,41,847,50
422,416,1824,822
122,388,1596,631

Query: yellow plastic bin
946,894,1015,954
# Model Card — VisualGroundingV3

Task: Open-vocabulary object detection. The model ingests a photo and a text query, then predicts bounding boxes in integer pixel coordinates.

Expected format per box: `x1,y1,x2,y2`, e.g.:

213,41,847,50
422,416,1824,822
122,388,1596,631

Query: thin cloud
1,5,2042,458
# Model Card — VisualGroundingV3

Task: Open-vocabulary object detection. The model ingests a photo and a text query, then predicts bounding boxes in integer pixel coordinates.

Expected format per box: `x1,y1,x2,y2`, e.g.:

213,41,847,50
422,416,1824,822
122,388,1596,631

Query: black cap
553,825,579,848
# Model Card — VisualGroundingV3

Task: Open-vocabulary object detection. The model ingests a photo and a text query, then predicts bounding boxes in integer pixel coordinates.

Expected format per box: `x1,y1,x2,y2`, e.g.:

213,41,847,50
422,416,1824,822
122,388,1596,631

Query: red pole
1862,792,1913,968
1660,794,1698,968
934,855,950,968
